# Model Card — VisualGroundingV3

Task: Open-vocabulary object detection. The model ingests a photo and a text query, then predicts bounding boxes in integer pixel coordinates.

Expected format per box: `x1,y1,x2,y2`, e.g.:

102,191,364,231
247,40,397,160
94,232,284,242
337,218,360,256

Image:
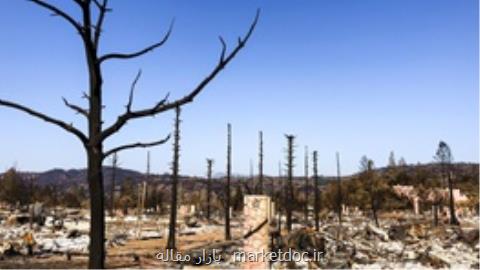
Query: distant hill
4,162,477,191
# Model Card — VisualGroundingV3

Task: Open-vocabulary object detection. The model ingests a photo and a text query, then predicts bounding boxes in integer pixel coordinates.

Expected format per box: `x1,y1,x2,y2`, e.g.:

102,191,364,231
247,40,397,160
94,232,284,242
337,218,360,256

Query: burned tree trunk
285,134,295,232
313,151,320,232
109,152,118,217
167,107,181,250
336,152,343,224
258,131,264,194
435,141,459,226
304,146,309,224
366,160,379,227
225,123,232,240
206,159,214,221
87,148,105,268
447,171,459,225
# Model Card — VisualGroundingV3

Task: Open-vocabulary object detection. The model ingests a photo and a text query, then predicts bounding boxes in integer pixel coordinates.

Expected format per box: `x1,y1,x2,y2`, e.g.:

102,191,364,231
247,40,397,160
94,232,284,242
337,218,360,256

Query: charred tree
285,134,295,232
435,141,459,225
313,151,320,232
336,152,343,224
304,146,309,224
0,1,259,267
258,131,264,194
225,123,232,240
367,160,379,227
167,107,181,250
206,158,214,221
109,152,118,217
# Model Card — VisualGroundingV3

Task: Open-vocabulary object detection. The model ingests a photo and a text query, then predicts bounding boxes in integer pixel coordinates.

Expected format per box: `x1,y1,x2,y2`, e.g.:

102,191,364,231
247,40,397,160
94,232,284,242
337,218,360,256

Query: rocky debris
185,216,199,228
270,213,479,269
366,223,389,241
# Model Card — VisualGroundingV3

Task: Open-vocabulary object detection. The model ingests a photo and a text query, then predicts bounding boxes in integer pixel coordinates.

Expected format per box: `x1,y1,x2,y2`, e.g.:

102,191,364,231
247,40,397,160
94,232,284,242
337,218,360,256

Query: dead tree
258,131,264,194
167,107,181,250
225,123,232,240
277,160,283,231
0,1,259,267
336,152,343,224
435,141,459,225
313,151,320,231
304,146,309,224
366,160,379,227
145,151,150,211
109,152,118,217
206,158,214,221
285,134,295,232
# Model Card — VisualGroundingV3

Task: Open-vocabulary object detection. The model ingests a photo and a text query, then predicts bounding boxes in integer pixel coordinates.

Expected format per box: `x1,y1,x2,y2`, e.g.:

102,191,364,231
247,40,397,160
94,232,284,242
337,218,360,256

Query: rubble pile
272,214,479,269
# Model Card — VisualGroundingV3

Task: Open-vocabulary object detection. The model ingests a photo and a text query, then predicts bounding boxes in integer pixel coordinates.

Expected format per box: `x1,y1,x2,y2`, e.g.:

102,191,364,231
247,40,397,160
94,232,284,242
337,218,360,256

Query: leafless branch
126,70,142,112
93,0,110,48
62,97,89,117
218,36,227,63
103,134,171,159
98,19,174,64
101,92,169,140
0,99,88,144
29,0,83,33
101,9,260,141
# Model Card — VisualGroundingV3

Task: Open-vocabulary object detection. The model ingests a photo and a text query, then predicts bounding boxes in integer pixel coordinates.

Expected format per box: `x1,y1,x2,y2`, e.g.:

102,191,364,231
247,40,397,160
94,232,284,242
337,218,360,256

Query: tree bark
285,135,295,232
206,159,213,221
313,151,320,232
225,124,232,240
447,171,459,225
87,149,105,269
304,146,309,224
166,107,181,250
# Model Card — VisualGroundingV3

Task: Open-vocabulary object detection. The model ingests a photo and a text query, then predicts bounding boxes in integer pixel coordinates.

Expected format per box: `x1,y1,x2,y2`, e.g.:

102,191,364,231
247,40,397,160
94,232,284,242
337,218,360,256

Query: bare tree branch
98,20,174,64
126,70,142,113
29,0,83,33
101,9,260,141
101,93,169,140
93,0,110,48
103,134,171,159
62,97,89,117
0,99,88,144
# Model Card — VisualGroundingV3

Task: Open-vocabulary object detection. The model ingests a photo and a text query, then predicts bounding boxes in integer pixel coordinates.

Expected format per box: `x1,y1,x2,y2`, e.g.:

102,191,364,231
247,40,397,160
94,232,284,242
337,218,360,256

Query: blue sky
0,0,478,177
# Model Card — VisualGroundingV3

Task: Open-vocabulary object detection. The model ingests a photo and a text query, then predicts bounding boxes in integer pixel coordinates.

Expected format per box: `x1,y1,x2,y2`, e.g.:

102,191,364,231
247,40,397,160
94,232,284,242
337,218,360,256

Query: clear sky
0,0,478,177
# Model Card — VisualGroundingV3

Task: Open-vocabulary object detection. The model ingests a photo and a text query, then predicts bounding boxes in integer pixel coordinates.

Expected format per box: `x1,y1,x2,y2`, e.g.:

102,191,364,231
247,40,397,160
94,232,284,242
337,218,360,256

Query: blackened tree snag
285,134,295,232
206,158,214,221
367,160,379,227
336,152,343,224
109,152,118,217
258,131,264,194
313,151,320,232
0,1,259,267
435,141,459,225
304,146,309,224
167,107,181,250
225,123,232,240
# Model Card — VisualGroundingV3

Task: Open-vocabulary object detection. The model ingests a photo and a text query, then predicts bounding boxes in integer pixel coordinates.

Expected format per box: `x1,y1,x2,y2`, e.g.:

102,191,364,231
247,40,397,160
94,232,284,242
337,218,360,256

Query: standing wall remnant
243,195,272,269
